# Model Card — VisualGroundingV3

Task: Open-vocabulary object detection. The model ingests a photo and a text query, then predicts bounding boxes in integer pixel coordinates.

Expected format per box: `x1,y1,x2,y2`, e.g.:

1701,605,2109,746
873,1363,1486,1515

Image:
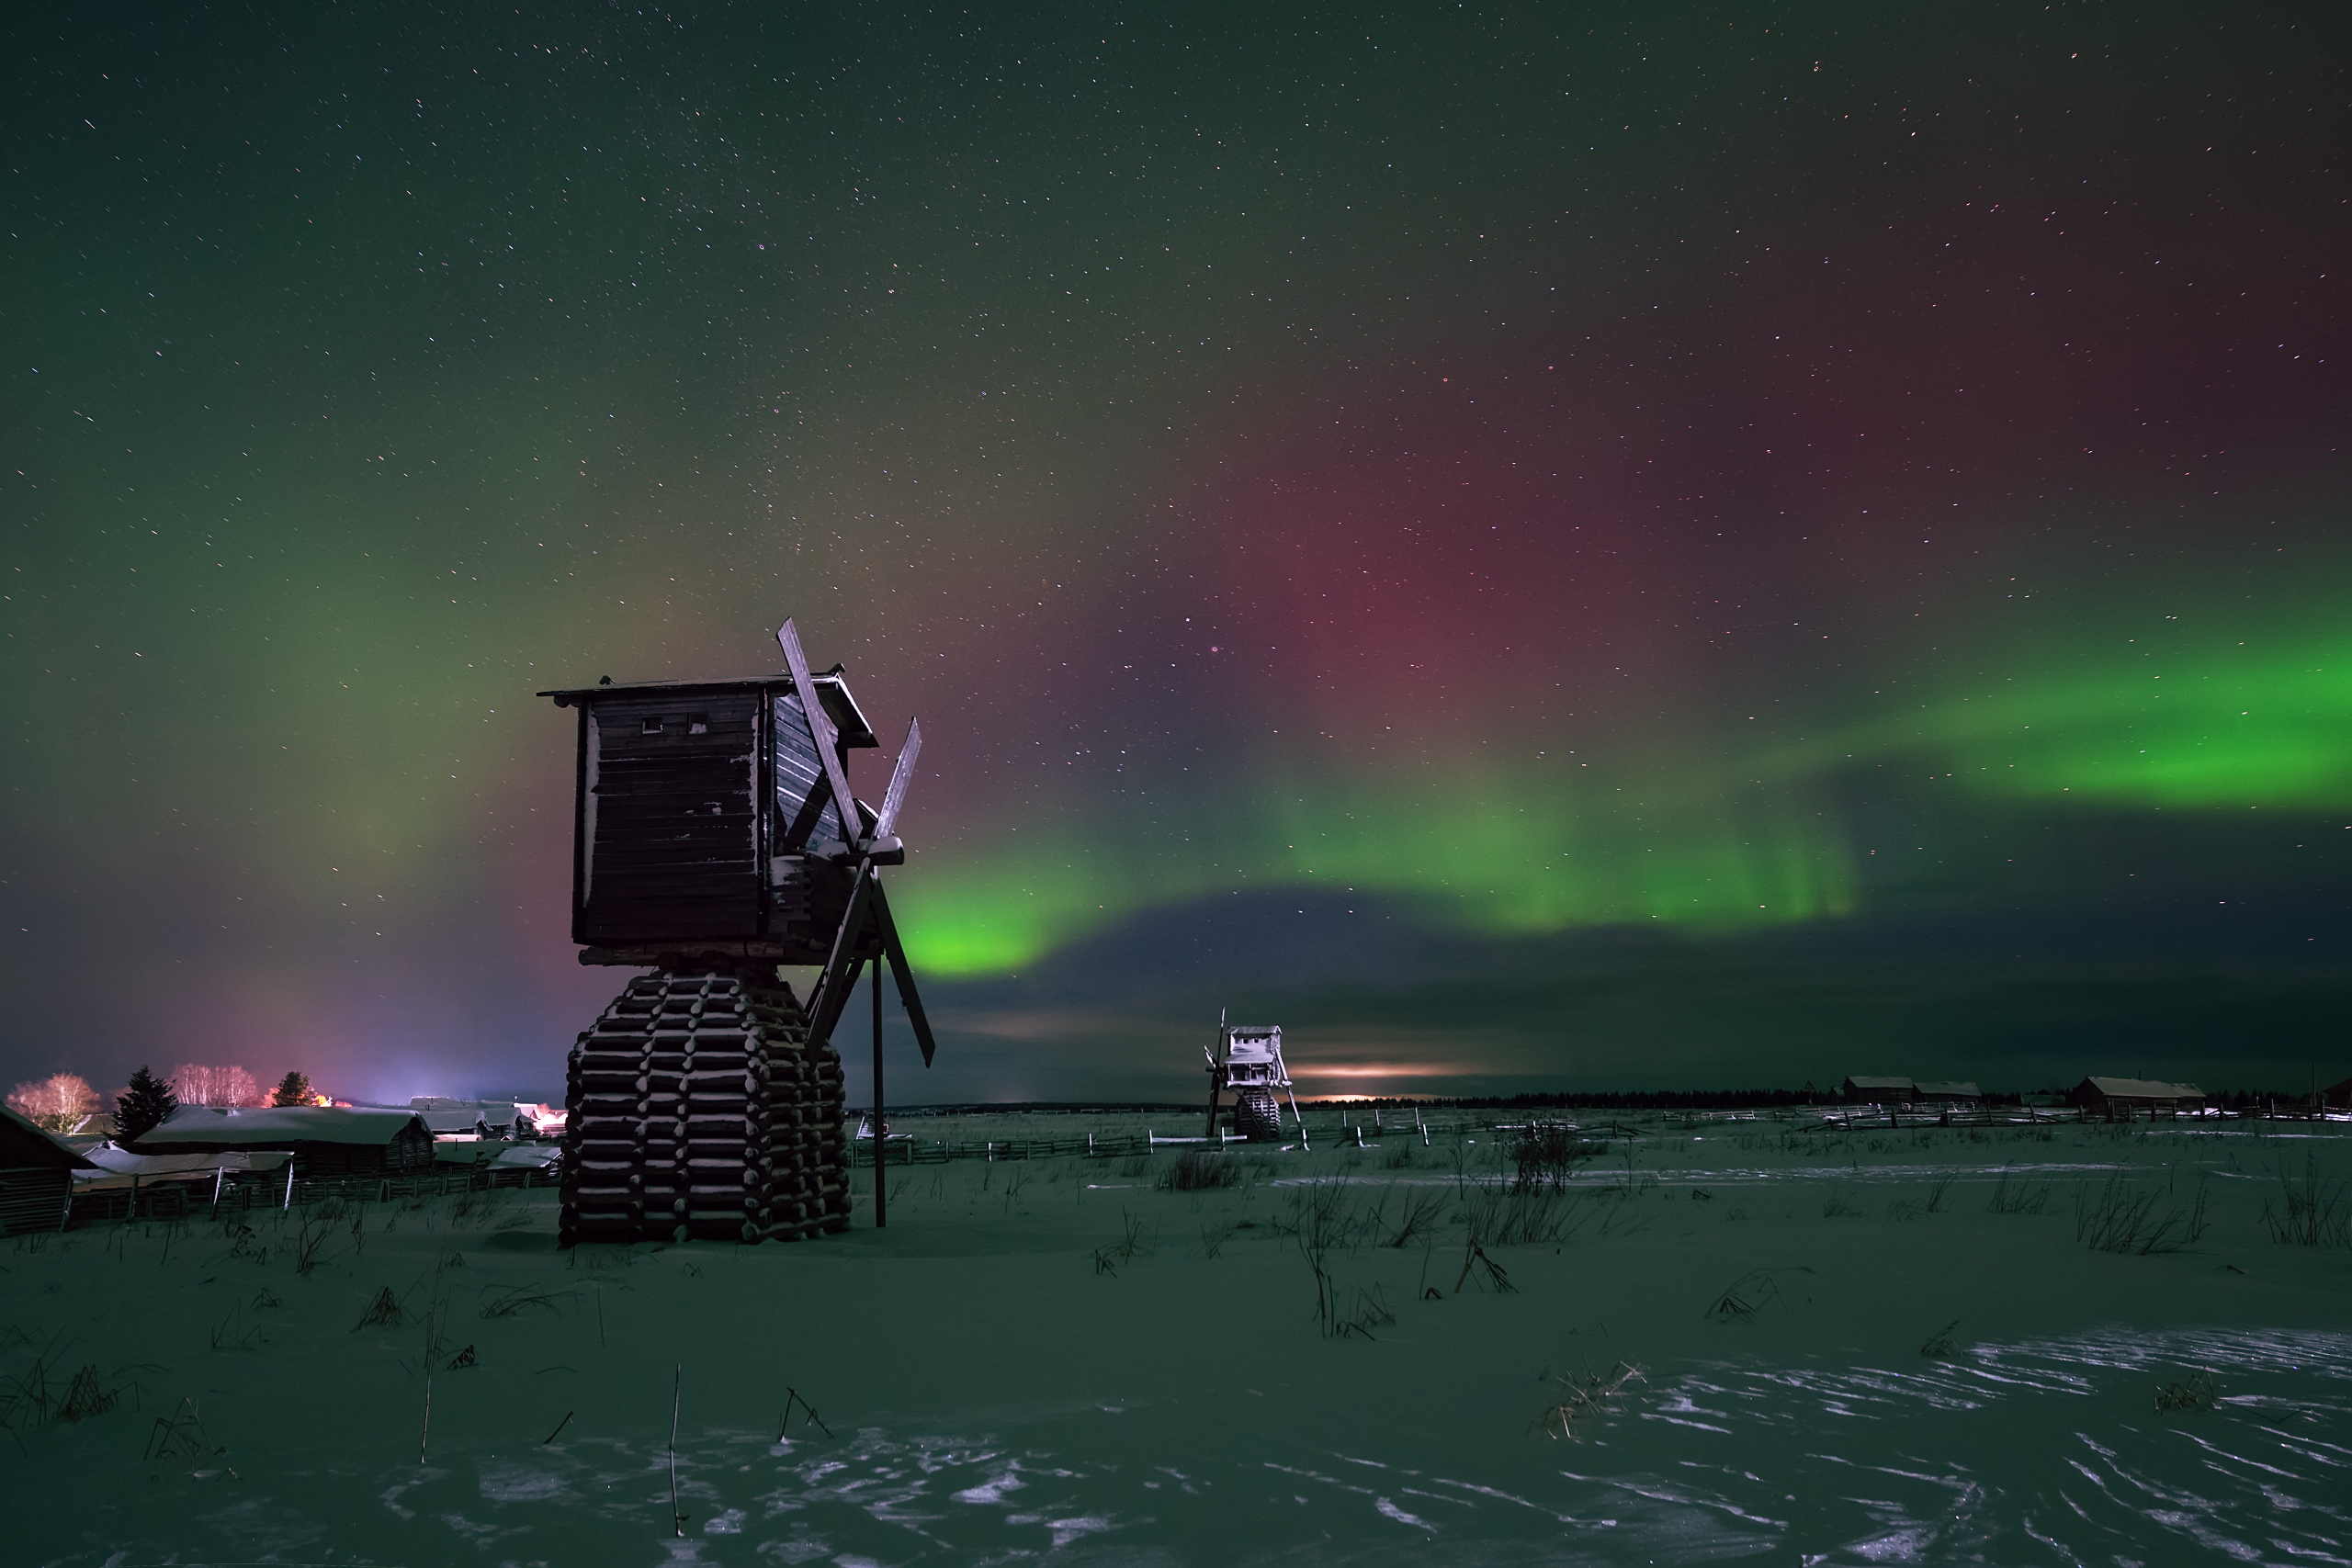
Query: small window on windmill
688,714,709,735
641,716,664,736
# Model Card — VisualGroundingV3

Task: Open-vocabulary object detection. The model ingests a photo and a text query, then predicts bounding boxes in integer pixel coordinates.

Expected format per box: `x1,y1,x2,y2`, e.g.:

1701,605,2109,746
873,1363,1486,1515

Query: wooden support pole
872,958,886,1229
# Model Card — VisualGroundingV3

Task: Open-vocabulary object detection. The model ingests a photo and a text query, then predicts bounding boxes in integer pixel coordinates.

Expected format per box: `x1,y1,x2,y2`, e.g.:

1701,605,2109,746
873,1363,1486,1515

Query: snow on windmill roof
131,1105,430,1150
538,671,879,746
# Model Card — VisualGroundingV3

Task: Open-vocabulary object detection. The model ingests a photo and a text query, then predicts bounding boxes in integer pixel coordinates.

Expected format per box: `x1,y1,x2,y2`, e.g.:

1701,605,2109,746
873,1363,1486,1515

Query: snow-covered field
8,1115,2349,1565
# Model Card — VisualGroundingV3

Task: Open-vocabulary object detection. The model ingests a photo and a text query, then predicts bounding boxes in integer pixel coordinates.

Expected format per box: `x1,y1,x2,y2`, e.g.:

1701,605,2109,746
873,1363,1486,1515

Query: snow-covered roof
133,1105,430,1149
2080,1076,2204,1100
83,1143,291,1177
1915,1081,1982,1099
416,1108,500,1133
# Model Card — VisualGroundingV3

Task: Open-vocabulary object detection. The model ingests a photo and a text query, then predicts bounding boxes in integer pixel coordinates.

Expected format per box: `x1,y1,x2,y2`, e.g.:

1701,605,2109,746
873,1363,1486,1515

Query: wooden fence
59,1159,557,1230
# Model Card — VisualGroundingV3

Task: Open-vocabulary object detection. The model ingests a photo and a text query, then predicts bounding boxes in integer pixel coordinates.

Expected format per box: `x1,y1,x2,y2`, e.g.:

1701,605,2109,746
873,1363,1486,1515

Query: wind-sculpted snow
11,1117,2350,1564
32,1328,2345,1565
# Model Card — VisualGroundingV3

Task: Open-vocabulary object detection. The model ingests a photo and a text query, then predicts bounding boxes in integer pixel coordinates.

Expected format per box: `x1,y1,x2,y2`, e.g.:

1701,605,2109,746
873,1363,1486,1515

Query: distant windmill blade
873,717,921,842
1204,1006,1226,1137
804,856,880,1046
866,881,938,1066
776,618,864,852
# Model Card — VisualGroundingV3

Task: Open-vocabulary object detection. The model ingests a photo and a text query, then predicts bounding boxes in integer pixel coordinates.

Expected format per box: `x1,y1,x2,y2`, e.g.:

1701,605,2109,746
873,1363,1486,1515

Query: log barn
130,1106,435,1176
2069,1076,2206,1118
0,1104,95,1235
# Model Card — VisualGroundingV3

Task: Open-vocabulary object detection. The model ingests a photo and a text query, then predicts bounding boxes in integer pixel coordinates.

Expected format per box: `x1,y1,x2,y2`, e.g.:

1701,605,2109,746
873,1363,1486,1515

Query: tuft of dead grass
1460,1185,1580,1247
1092,1209,1149,1276
1986,1171,2052,1215
289,1216,334,1276
143,1397,228,1469
479,1284,575,1319
1158,1151,1238,1191
1533,1361,1645,1439
2259,1156,2351,1247
2154,1370,2220,1412
2074,1176,2206,1255
353,1286,407,1330
55,1363,119,1422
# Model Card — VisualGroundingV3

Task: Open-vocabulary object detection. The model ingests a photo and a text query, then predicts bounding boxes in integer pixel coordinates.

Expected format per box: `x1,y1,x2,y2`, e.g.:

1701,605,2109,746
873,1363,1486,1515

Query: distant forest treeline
1344,1089,1866,1111
881,1088,2329,1117
1328,1089,2321,1111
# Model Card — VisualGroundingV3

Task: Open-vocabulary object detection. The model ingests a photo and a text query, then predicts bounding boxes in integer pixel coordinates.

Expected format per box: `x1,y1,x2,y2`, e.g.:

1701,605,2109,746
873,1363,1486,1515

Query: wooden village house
0,1104,96,1235
2070,1076,2207,1118
130,1106,435,1177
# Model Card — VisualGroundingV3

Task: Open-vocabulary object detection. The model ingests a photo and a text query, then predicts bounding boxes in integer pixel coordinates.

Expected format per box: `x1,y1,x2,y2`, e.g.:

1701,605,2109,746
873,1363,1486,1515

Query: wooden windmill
540,619,933,1244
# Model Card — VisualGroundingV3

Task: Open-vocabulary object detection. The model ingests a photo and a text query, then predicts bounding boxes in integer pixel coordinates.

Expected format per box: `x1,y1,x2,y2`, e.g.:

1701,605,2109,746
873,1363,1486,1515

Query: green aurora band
899,627,2352,975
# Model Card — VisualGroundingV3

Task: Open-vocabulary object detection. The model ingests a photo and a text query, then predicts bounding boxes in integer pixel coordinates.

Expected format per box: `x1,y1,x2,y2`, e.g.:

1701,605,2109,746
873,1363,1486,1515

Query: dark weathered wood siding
579,693,765,943
0,1168,69,1235
130,1127,435,1177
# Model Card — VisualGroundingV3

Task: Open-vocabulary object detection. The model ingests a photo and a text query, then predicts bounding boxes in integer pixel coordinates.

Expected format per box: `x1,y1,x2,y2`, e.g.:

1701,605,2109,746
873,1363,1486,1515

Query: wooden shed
0,1104,96,1234
1913,1080,1983,1106
1840,1076,1917,1105
2071,1076,2205,1117
2326,1077,2351,1111
130,1106,435,1177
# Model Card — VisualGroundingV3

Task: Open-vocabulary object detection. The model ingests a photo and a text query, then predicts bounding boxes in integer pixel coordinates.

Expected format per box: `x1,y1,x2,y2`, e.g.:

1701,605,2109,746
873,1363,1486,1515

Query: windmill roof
539,671,877,747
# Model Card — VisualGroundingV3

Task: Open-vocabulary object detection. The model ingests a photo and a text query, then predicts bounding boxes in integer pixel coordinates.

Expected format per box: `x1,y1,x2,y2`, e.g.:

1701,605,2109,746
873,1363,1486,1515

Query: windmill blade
803,856,879,1046
872,717,922,842
777,618,864,853
866,879,938,1066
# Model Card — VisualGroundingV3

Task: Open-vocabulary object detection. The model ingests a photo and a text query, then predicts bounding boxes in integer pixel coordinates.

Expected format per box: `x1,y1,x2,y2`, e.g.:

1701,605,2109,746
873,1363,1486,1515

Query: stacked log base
560,966,850,1246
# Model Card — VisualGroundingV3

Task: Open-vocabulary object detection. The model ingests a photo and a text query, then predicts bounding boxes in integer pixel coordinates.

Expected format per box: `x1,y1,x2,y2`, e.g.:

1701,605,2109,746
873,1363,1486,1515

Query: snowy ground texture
7,1113,2350,1566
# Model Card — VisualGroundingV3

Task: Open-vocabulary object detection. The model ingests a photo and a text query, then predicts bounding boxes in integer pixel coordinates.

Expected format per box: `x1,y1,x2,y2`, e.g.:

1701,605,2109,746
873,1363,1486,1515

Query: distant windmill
1203,1011,1306,1145
540,618,933,1244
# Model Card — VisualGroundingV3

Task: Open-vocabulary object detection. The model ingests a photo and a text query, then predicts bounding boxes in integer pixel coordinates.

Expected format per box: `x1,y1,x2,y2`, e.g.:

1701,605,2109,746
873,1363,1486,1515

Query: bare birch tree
169,1063,263,1107
6,1073,101,1134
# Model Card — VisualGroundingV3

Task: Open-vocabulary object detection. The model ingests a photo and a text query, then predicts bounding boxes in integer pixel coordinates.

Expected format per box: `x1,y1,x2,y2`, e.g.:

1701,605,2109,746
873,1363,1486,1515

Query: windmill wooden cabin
543,668,879,963
539,622,937,1247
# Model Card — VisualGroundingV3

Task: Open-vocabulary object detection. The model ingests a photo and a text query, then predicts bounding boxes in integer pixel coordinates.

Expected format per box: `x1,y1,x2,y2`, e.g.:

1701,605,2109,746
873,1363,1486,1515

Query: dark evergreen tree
116,1066,178,1143
269,1070,313,1107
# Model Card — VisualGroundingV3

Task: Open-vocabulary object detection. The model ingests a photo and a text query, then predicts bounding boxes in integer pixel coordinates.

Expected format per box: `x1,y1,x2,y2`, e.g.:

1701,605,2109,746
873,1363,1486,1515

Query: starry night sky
6,3,2348,1107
